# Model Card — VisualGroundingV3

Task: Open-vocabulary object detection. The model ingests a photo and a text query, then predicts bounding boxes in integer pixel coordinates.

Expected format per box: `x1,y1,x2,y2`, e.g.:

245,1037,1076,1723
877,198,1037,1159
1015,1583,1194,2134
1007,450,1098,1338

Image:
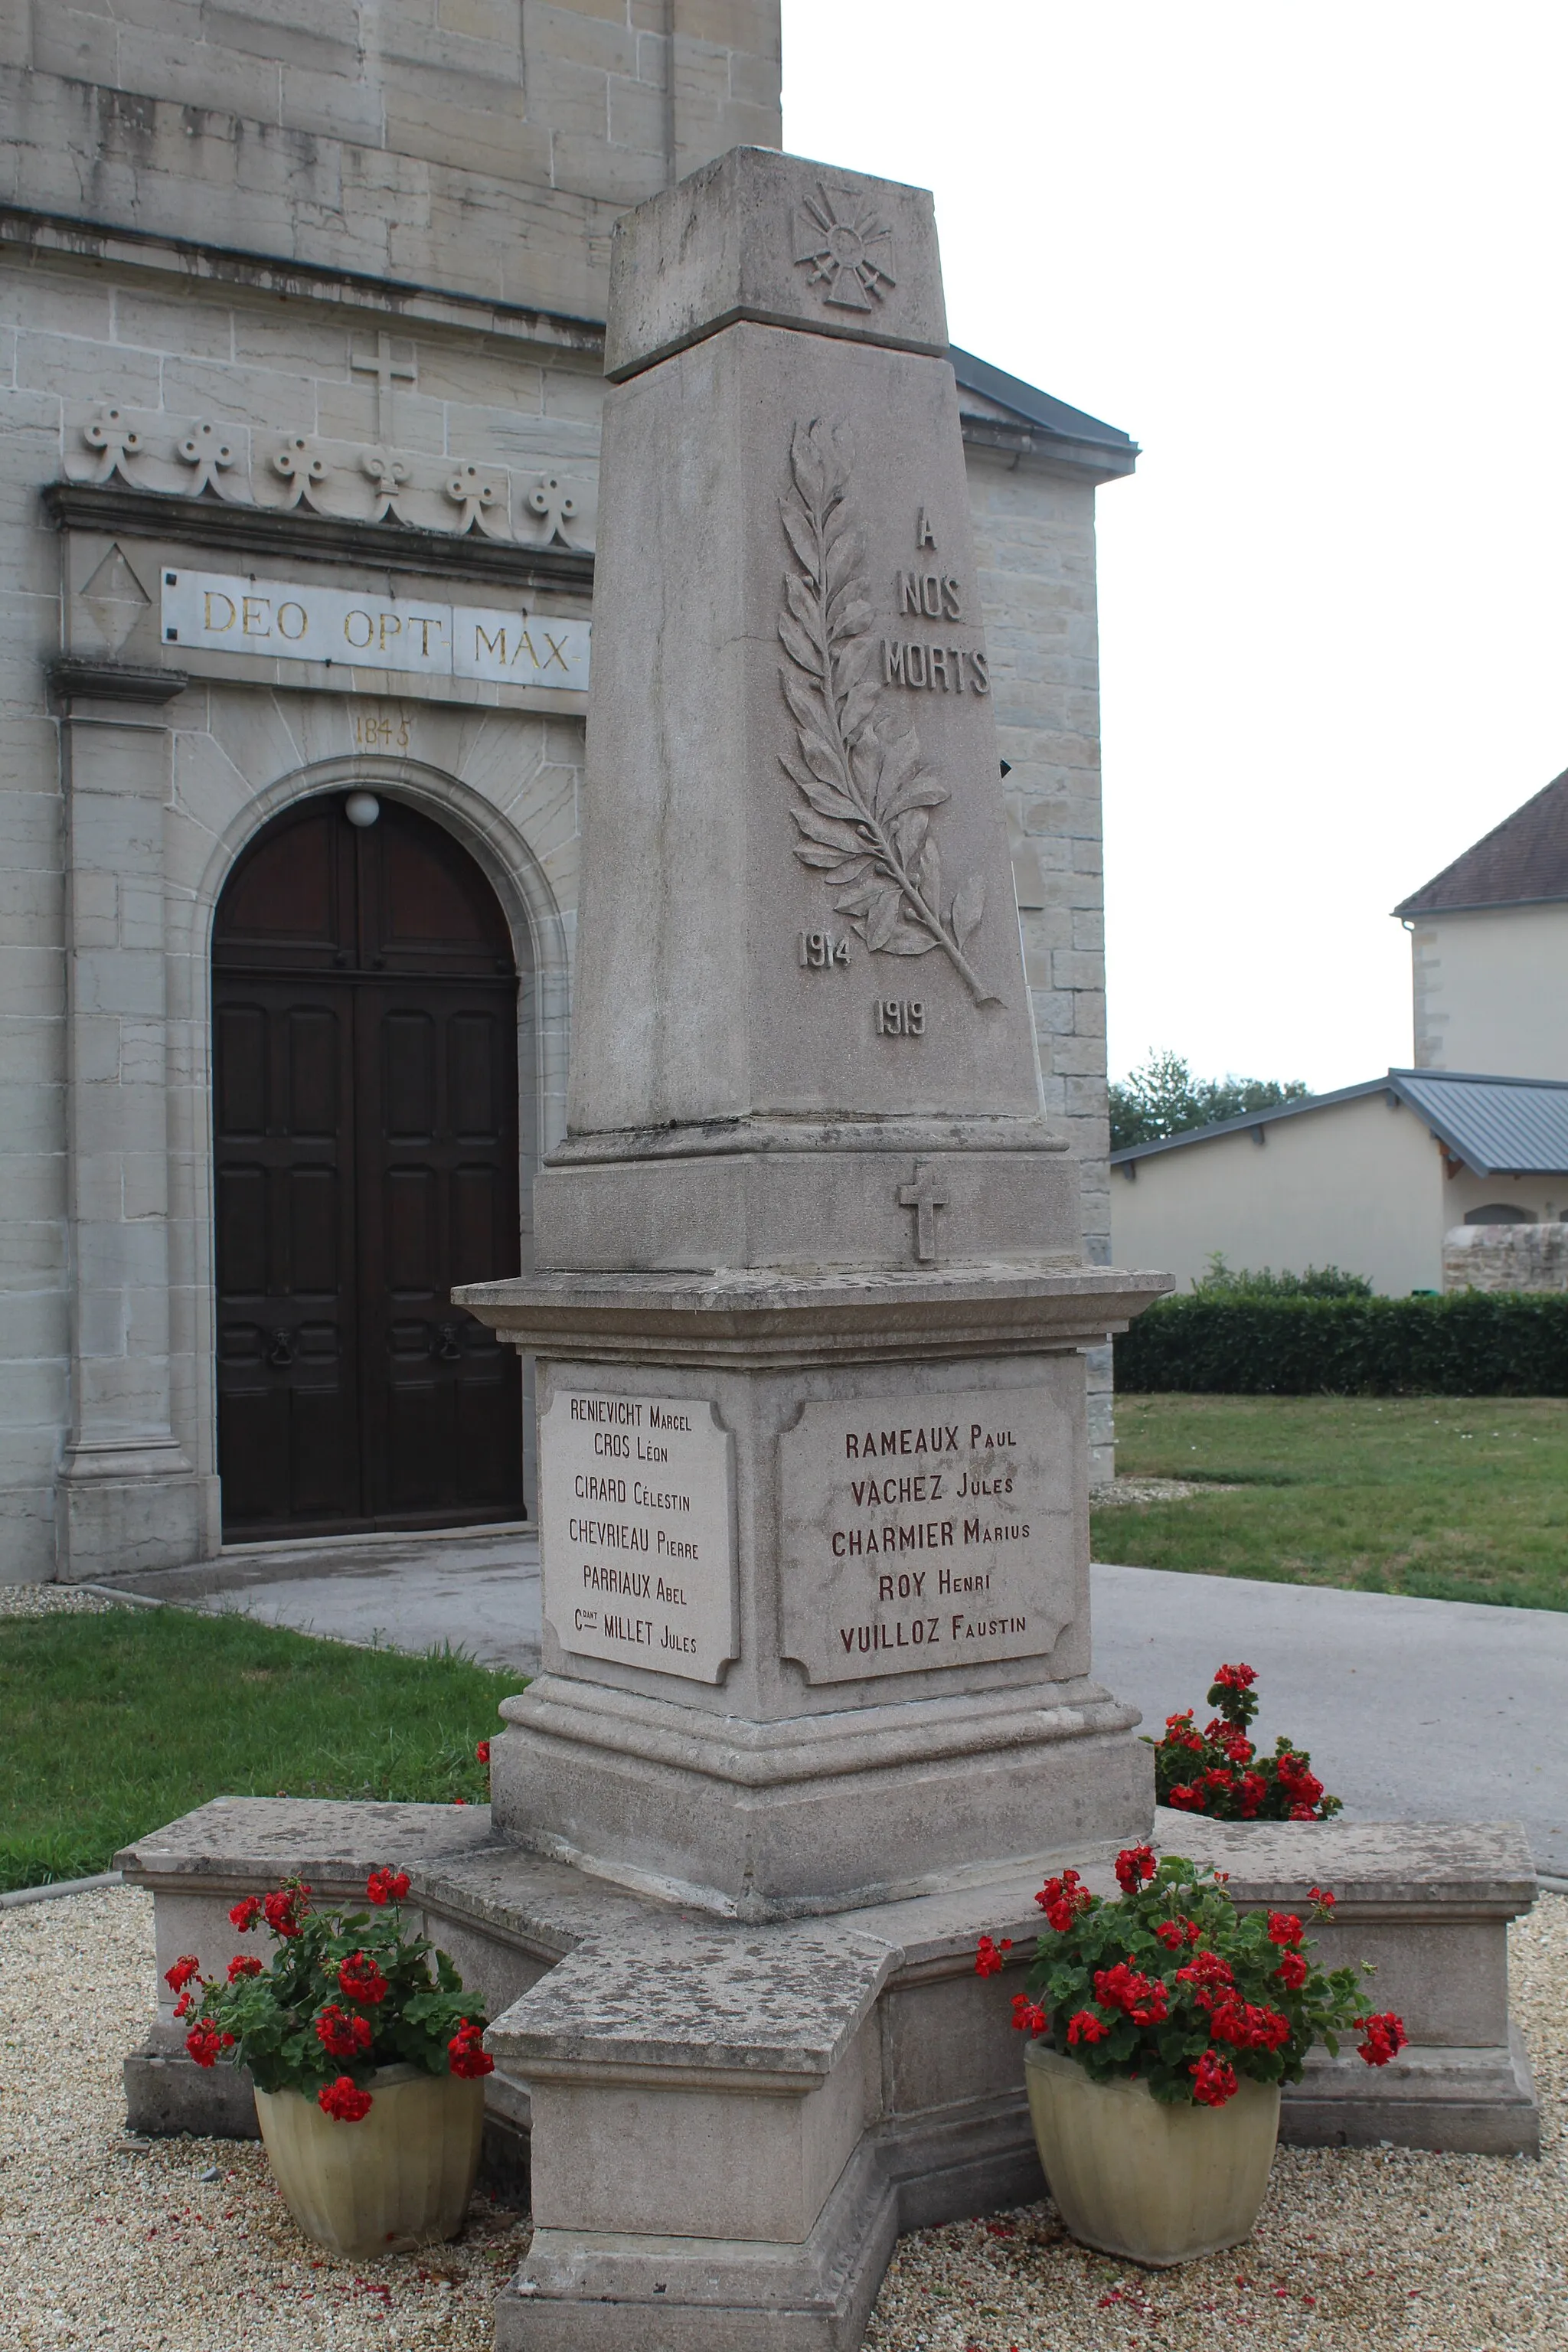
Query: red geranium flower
164,1955,201,1994
185,2023,223,2069
1357,2012,1408,2067
338,1952,389,2006
315,2003,374,2059
1036,1868,1094,1933
1209,1998,1292,2053
1067,2007,1110,2046
448,2019,494,2079
475,1740,491,1766
1308,1884,1337,1913
1010,1995,1048,2037
318,2076,374,2122
1238,1771,1269,1818
1093,1962,1168,2027
1275,1950,1308,1991
1113,1844,1157,1894
1191,2050,1239,2107
262,1886,309,1939
974,1935,1012,1978
365,1867,410,1907
1266,1912,1305,1948
228,1897,263,1932
227,1955,264,1983
1175,1951,1236,2011
1210,1663,1256,1693
1166,1783,1206,1812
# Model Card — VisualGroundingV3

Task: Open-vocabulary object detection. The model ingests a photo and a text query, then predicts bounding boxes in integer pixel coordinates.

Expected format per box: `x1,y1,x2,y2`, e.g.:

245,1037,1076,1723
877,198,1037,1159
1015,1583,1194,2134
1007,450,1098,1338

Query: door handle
435,1323,463,1362
266,1328,295,1367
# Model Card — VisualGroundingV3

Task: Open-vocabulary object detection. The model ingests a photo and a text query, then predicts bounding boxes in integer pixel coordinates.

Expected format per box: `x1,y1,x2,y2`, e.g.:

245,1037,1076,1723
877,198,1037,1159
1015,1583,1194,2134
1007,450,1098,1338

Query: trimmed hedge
1114,1292,1568,1396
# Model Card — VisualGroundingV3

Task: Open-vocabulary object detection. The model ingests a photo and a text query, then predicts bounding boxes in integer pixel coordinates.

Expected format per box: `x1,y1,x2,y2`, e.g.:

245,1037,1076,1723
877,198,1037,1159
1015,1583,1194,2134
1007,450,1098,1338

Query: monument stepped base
119,1802,1539,2351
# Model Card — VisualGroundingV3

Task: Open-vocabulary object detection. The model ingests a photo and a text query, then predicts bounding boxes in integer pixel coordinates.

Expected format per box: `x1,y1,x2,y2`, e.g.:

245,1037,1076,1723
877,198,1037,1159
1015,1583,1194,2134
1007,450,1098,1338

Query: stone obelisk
459,147,1165,1919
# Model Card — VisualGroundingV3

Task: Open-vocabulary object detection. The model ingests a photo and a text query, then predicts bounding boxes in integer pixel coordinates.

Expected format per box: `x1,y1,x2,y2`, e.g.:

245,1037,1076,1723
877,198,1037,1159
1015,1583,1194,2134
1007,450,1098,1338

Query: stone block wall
965,446,1114,1481
0,3,782,318
1443,1222,1568,1294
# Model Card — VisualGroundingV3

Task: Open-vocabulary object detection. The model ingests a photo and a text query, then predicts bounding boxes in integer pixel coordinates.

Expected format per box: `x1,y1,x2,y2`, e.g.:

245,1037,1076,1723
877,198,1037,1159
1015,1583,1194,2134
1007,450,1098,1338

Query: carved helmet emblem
792,186,896,312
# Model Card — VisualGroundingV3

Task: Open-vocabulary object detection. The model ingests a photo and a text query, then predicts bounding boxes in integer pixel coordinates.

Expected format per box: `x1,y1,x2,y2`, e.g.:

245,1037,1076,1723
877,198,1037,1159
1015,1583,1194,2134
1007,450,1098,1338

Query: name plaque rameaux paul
778,1390,1076,1683
538,1391,738,1684
161,568,590,691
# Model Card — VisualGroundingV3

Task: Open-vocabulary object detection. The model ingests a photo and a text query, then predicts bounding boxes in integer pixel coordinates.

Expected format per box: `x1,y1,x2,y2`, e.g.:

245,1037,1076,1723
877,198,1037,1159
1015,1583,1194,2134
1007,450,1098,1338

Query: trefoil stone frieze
64,405,598,553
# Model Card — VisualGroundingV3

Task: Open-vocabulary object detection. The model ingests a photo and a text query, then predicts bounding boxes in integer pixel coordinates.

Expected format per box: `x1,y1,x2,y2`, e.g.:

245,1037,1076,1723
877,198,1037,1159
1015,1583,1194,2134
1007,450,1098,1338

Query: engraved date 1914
876,998,925,1037
799,929,851,969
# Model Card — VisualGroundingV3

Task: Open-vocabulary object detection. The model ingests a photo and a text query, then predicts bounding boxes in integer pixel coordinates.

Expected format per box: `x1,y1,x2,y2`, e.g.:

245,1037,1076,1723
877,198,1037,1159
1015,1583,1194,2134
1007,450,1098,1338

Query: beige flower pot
1023,2038,1280,2267
253,2064,485,2259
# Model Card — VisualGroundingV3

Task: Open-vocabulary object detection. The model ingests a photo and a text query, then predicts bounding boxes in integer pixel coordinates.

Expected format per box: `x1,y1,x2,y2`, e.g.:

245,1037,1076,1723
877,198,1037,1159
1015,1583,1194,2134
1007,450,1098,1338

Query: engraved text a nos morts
778,423,999,1006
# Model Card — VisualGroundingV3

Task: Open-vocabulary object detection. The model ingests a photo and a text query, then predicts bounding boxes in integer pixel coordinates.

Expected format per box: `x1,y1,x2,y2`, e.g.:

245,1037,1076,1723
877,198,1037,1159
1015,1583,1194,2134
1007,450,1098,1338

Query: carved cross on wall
351,332,417,444
898,1159,950,1264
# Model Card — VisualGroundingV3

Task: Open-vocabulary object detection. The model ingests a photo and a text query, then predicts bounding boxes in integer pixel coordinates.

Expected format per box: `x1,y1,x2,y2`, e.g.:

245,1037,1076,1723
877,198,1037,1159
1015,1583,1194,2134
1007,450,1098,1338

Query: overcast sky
782,2,1568,1093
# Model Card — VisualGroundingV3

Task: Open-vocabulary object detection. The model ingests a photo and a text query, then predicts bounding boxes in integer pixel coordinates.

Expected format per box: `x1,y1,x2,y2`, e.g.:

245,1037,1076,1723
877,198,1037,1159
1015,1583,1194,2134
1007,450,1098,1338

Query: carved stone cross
351,331,416,444
897,1159,949,1263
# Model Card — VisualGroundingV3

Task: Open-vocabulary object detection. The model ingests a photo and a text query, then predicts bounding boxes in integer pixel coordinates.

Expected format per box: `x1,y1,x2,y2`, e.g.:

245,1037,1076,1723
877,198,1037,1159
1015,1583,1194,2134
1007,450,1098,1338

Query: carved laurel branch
778,421,997,1007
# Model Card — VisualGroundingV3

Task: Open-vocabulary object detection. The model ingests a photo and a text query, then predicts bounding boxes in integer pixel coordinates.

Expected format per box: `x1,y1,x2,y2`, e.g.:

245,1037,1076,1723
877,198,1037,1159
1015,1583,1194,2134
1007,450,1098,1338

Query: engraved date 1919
798,929,851,969
875,999,925,1037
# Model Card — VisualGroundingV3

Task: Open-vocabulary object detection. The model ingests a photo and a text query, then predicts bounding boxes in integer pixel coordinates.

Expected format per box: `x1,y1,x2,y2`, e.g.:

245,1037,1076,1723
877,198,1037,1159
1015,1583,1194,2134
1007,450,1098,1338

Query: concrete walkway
114,1541,1566,1879
117,1527,542,1676
1091,1562,1568,1880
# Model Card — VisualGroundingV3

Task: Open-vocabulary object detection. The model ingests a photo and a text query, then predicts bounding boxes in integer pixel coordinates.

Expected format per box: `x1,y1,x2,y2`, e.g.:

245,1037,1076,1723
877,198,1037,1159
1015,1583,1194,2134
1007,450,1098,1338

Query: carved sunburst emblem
792,186,896,312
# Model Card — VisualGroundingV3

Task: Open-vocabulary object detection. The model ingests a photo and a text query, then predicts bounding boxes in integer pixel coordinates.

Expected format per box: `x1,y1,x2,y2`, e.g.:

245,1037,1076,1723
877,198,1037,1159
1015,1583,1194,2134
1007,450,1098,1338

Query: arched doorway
212,792,526,1540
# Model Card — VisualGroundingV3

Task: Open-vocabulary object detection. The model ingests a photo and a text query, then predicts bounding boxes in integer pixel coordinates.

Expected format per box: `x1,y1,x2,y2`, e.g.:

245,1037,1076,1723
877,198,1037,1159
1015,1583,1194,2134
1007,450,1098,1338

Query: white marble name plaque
161,570,590,692
540,1391,737,1684
779,1390,1074,1684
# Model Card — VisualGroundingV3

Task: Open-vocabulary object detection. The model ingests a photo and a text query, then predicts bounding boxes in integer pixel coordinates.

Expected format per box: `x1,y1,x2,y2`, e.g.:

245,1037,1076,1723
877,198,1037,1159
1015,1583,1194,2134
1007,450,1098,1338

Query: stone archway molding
57,699,573,1582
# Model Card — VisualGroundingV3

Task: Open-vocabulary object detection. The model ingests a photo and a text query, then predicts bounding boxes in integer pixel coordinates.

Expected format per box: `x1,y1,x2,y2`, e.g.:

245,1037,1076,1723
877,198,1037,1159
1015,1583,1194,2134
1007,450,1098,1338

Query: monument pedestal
459,1263,1162,1917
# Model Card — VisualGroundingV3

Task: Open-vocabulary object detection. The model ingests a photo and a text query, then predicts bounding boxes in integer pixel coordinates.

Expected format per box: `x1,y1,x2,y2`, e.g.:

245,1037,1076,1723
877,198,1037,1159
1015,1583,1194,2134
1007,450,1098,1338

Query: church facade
0,2,1135,1581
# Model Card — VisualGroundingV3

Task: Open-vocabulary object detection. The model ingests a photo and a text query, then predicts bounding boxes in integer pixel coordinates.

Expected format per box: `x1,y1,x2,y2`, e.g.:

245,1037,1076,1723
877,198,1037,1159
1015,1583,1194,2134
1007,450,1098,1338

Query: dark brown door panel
213,795,524,1540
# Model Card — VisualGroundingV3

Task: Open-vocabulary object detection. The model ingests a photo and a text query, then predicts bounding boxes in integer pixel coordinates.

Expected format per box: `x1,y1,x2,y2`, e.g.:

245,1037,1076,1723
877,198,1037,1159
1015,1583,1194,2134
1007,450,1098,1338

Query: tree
1109,1050,1308,1152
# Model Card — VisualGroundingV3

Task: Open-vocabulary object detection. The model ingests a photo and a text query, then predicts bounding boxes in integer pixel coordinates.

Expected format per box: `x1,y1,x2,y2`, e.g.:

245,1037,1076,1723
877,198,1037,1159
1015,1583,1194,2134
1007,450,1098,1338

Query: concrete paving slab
1092,1561,1568,1879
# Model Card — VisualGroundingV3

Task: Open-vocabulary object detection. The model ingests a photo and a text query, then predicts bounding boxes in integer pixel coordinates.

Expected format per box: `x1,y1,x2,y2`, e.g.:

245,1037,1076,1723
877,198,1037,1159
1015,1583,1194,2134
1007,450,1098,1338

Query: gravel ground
1091,1478,1242,1508
1,1886,1560,2350
0,1887,528,2350
867,1893,1567,2352
0,1583,137,1620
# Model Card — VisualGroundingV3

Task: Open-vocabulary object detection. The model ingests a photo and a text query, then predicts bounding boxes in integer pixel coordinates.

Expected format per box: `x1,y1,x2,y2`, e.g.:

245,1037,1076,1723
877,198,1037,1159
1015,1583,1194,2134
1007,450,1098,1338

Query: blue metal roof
1393,1070,1568,1175
1110,1069,1568,1177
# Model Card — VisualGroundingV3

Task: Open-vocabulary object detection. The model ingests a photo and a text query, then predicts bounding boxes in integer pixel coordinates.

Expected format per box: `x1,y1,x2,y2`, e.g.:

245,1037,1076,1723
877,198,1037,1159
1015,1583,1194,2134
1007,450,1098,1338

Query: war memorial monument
118,143,1539,2352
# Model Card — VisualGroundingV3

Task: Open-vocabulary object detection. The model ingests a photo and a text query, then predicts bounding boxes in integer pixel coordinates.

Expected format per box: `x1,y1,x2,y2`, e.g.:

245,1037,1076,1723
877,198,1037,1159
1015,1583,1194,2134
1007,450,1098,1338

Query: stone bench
119,1799,1538,2348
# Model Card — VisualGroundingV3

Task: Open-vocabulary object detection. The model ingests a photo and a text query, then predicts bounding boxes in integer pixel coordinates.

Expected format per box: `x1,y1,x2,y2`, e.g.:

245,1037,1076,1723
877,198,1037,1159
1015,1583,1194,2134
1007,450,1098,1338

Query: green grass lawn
0,1608,521,1893
1093,1393,1568,1613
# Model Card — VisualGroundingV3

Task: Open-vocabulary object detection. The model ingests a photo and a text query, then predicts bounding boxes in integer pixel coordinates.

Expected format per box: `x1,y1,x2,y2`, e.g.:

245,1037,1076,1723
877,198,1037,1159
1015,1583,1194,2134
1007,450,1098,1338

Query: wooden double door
213,794,525,1540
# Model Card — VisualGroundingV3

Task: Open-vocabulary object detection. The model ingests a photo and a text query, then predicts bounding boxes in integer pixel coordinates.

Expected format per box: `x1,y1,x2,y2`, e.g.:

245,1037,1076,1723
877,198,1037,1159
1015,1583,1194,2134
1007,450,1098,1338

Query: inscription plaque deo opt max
779,1391,1074,1683
539,1391,738,1684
